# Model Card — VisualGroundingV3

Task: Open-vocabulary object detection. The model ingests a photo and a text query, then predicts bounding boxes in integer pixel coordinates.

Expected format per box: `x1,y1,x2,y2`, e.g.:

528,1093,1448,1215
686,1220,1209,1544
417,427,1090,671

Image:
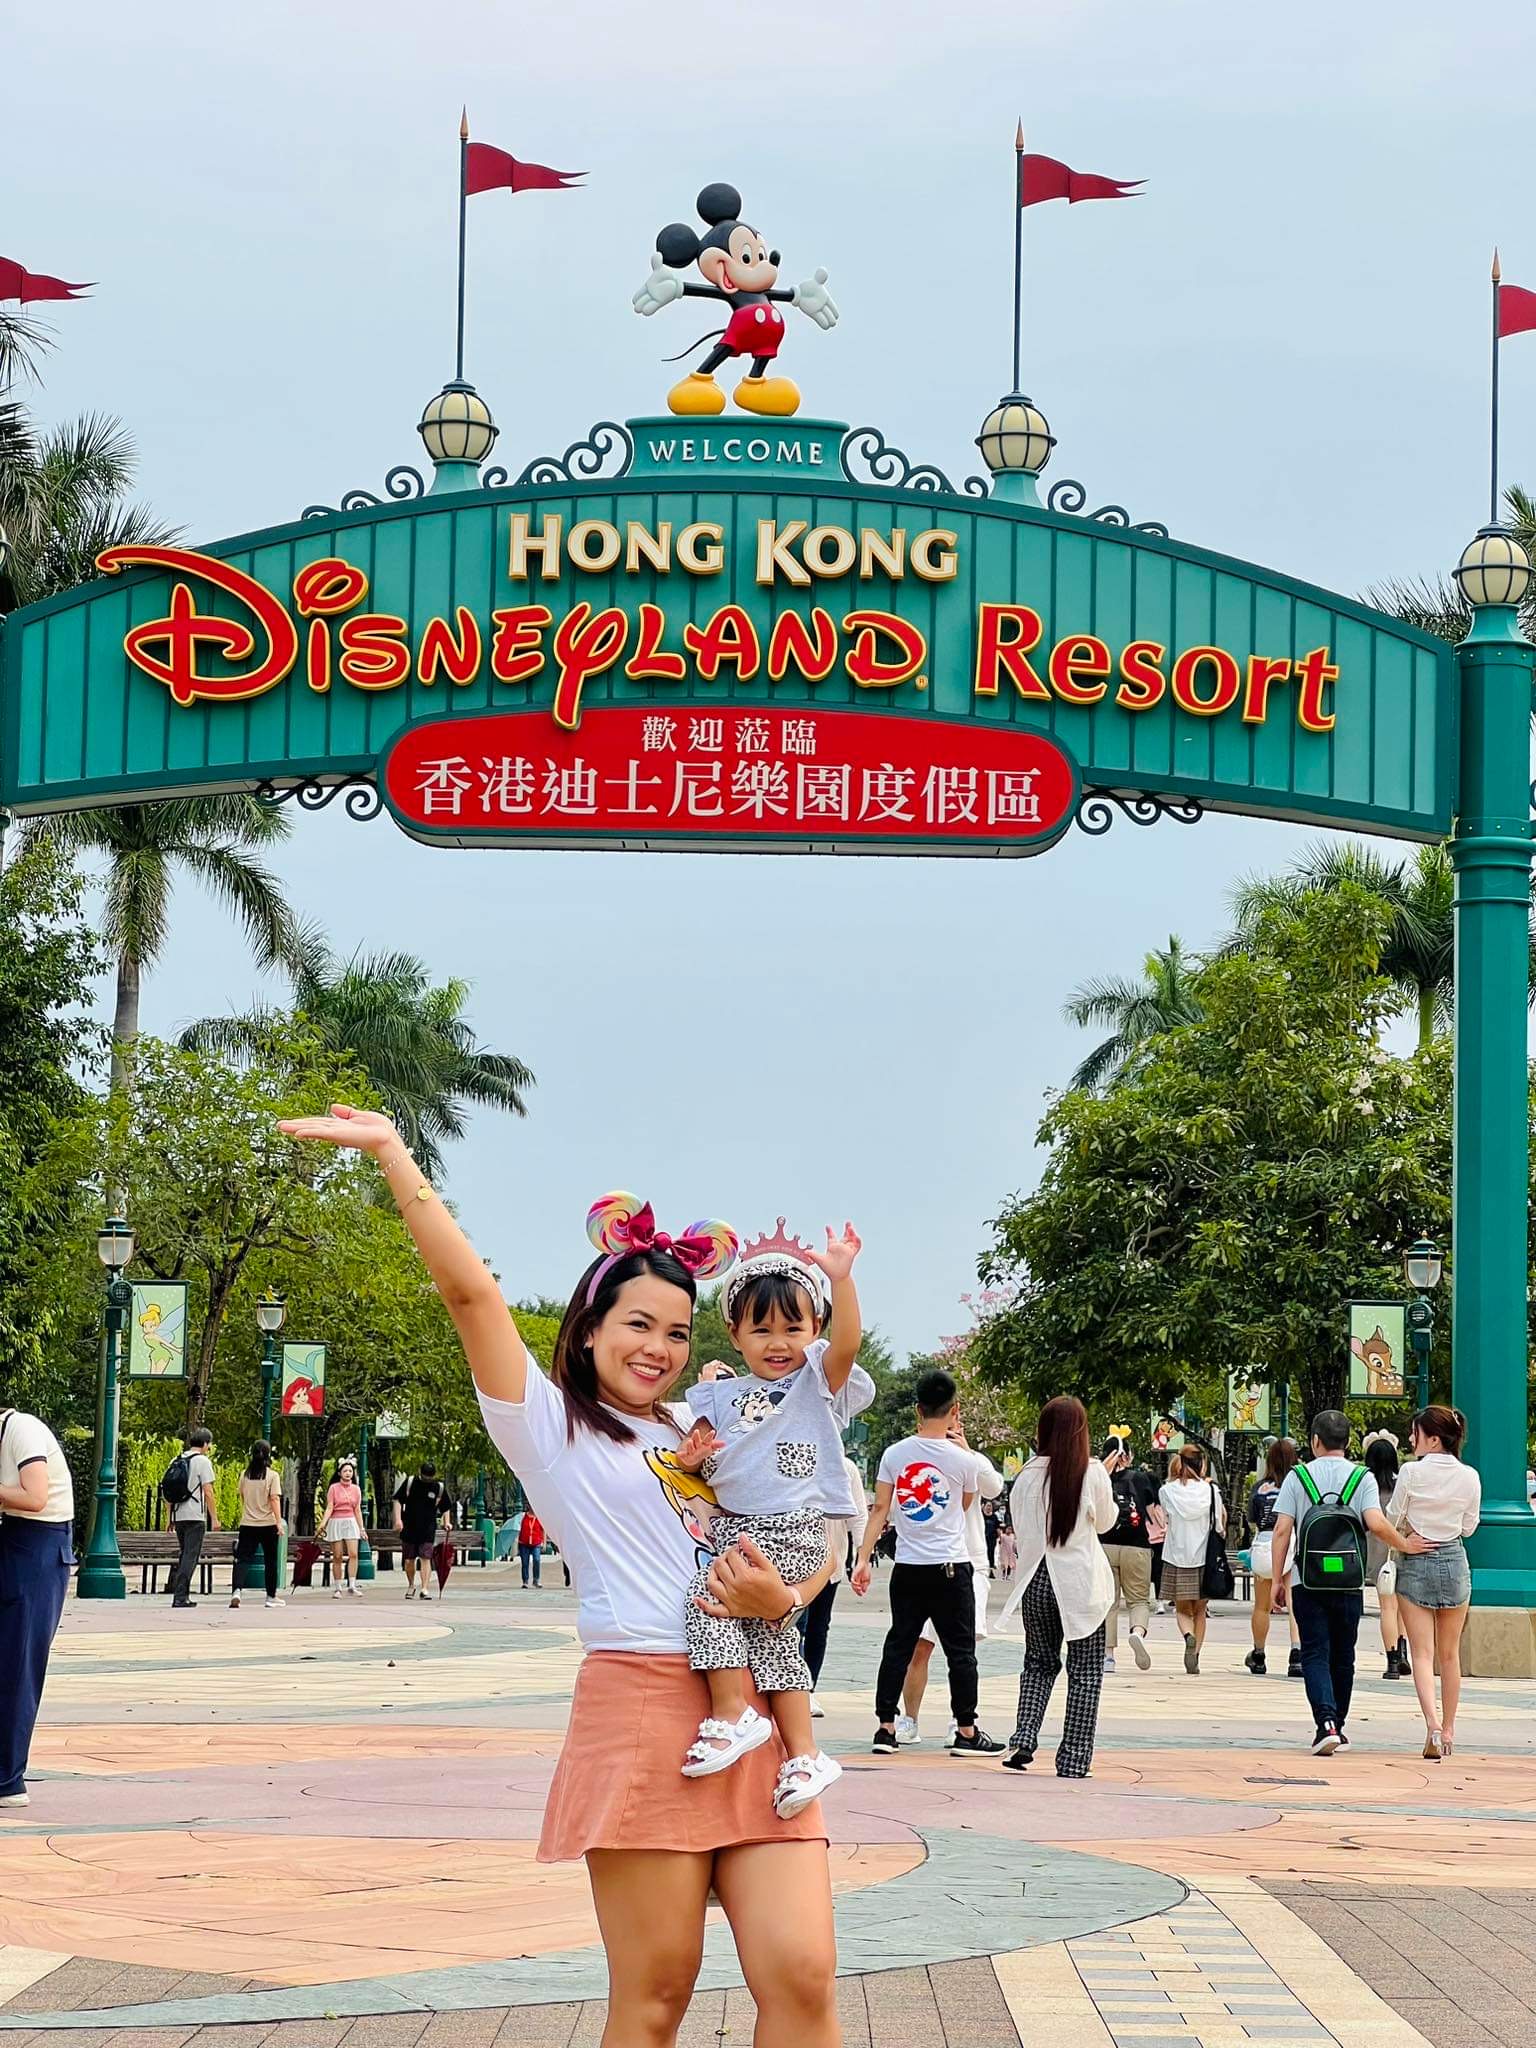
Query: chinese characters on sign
384,705,1077,854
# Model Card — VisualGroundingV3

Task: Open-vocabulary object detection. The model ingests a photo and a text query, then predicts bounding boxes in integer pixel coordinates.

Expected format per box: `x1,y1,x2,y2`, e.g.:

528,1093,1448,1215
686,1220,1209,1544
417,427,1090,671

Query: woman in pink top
323,1458,365,1599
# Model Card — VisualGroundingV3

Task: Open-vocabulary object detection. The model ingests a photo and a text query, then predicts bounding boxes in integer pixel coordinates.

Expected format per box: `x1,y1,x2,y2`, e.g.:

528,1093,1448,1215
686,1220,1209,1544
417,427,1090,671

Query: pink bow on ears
585,1192,738,1304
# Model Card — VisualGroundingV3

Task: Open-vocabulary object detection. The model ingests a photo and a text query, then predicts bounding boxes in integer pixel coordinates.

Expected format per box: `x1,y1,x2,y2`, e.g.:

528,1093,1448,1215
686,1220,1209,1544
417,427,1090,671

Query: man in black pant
852,1369,1003,1756
169,1428,218,1609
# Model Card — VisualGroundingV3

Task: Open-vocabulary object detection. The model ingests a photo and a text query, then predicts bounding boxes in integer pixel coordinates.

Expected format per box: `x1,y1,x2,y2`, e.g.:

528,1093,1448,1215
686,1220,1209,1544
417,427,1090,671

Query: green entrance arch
4,400,1532,1649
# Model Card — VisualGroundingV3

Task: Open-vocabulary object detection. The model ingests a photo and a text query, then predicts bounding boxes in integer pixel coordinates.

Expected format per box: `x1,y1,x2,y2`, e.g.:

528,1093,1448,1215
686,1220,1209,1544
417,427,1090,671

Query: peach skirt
538,1651,828,1862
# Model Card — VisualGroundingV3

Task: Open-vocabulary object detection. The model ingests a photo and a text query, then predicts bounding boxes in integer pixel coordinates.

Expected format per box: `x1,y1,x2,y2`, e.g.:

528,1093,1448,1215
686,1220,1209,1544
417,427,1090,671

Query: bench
304,1528,486,1587
118,1530,239,1596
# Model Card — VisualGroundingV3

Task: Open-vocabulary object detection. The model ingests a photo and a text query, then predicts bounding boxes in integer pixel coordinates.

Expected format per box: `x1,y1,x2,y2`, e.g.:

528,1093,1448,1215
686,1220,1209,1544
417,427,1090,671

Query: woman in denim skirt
1387,1406,1481,1760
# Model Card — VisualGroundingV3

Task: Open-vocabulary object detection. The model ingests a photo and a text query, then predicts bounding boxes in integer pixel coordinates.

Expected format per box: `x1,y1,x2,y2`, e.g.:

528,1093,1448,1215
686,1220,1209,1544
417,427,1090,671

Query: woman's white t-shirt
1158,1477,1225,1569
478,1354,712,1655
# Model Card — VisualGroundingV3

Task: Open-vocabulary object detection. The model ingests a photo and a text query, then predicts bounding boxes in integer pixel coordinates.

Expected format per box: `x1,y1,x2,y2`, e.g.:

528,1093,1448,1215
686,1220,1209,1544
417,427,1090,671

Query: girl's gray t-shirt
686,1339,875,1519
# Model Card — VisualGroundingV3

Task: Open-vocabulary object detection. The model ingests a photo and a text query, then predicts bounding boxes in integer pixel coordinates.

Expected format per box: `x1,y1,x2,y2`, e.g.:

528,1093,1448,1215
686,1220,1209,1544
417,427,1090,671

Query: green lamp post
77,1215,135,1600
245,1292,287,1589
1449,527,1536,1614
1403,1237,1443,1412
355,1418,376,1581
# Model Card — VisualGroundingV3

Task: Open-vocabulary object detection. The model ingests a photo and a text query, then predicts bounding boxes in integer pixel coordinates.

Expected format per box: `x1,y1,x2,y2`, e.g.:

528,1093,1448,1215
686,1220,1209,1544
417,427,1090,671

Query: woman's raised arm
278,1106,528,1405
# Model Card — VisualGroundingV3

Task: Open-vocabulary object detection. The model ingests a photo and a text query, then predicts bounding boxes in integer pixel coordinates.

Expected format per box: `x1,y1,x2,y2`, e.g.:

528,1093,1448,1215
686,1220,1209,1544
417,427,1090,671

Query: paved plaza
2,1570,1533,2045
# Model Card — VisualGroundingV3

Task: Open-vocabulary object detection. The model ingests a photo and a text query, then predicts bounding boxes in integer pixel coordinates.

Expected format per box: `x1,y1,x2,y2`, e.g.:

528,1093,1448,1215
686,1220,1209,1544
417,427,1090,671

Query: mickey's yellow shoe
734,375,801,417
667,372,726,417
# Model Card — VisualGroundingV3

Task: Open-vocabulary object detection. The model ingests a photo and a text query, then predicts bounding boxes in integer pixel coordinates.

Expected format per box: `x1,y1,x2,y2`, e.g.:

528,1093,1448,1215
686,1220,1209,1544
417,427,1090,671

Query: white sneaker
229,1594,241,1608
0,1792,30,1808
1103,1653,1117,1674
893,1715,922,1746
348,1582,362,1596
681,1707,774,1778
332,1586,343,1600
774,1750,842,1819
418,1586,432,1601
1131,1631,1152,1670
265,1597,285,1609
809,1692,825,1718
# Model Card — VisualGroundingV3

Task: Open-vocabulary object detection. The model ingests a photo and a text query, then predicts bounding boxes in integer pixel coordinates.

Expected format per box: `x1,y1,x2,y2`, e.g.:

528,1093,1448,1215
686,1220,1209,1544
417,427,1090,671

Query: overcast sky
8,0,1531,1360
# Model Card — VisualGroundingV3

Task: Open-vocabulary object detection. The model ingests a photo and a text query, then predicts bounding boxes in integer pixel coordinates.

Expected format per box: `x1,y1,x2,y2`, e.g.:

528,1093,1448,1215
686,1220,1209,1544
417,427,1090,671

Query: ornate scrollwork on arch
302,467,427,521
512,420,635,488
1075,787,1205,836
840,426,958,496
254,775,382,821
1046,477,1169,539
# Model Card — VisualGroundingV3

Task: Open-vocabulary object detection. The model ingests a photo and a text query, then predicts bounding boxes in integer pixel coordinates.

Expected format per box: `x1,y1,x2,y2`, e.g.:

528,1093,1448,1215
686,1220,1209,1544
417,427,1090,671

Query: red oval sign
381,705,1079,856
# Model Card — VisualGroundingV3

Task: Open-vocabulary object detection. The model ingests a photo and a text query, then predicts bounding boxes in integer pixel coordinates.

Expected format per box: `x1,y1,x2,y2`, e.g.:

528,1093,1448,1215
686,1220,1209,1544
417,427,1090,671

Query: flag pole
456,108,470,382
1012,118,1025,391
1490,247,1501,526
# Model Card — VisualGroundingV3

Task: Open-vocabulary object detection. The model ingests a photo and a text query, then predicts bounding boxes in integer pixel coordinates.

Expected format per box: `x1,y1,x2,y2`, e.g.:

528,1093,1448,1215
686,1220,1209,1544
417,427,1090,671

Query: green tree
975,889,1452,1426
0,842,106,1419
180,926,532,1180
1227,842,1454,1049
21,798,299,1092
1062,935,1203,1093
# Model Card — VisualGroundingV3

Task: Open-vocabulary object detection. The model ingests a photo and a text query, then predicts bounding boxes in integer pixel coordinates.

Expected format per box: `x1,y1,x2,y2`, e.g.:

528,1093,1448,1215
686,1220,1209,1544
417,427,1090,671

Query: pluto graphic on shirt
895,1462,952,1525
644,1447,719,1568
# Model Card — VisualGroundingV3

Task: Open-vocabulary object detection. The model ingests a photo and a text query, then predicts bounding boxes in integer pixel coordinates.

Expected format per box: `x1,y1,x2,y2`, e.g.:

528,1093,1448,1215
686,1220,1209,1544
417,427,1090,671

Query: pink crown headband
722,1218,827,1324
585,1192,739,1305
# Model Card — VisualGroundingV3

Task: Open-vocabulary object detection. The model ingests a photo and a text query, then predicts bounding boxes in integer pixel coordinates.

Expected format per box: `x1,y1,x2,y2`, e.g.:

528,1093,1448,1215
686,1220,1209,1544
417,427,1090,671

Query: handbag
1201,1483,1235,1601
1378,1554,1398,1596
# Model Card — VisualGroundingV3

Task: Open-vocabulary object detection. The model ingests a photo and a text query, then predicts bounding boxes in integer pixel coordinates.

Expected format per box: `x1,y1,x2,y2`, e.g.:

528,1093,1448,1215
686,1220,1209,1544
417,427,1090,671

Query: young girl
675,1219,872,1819
323,1457,364,1598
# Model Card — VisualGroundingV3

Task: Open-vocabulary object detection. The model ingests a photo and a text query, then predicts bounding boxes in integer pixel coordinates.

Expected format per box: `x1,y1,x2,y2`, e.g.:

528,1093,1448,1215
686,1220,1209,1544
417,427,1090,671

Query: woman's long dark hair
1037,1395,1091,1547
246,1440,272,1481
551,1248,698,1443
1264,1437,1299,1487
1364,1437,1399,1490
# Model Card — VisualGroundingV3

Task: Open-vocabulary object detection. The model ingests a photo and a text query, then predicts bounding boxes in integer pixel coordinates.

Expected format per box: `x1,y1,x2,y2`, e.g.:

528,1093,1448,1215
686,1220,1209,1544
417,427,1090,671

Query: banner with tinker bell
127,1283,188,1378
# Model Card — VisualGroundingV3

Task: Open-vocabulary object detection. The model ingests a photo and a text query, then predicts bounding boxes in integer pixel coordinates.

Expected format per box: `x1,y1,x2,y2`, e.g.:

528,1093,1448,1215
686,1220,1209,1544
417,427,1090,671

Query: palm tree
1063,936,1203,1092
1226,842,1453,1048
180,926,534,1178
20,798,298,1089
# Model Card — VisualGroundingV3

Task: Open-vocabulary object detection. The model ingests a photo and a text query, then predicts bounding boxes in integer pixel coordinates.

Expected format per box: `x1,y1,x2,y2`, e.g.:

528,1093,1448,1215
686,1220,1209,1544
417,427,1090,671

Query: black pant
799,1576,838,1687
1292,1588,1362,1731
875,1562,978,1726
234,1524,278,1599
170,1518,205,1603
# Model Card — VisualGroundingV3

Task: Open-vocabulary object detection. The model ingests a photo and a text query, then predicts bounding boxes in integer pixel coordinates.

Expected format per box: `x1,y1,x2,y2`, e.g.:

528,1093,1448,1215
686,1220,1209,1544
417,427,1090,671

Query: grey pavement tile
834,1977,872,2048
673,1992,725,2046
97,2032,198,2048
1387,2003,1501,2048
10,1964,135,2016
1,2036,140,2048
863,1966,943,2045
418,2018,505,2048
1109,2034,1196,2046
249,2027,347,2048
928,1959,1022,2047
490,2007,582,2048
336,2022,428,2048
183,2028,275,2048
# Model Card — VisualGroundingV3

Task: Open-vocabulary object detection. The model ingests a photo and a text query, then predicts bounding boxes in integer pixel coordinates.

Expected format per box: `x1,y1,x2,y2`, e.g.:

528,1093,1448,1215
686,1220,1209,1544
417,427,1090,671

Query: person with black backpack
1271,1411,1430,1756
165,1428,219,1609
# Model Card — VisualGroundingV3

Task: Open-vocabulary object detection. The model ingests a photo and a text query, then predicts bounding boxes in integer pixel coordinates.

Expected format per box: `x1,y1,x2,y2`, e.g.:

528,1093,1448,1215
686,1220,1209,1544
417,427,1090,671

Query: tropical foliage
1062,935,1204,1093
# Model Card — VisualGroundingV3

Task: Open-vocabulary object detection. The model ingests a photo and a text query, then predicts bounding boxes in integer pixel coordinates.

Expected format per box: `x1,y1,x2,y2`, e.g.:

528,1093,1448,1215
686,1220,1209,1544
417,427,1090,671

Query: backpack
160,1453,195,1508
1294,1463,1368,1593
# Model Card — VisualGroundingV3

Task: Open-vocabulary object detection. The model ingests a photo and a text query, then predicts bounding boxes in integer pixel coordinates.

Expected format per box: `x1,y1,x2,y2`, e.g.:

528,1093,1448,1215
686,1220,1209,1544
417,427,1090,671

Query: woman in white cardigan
999,1396,1116,1778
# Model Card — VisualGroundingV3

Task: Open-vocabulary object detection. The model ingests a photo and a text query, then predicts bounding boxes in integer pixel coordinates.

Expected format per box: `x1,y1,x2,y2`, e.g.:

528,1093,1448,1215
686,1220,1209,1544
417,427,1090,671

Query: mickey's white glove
633,252,685,316
792,268,839,330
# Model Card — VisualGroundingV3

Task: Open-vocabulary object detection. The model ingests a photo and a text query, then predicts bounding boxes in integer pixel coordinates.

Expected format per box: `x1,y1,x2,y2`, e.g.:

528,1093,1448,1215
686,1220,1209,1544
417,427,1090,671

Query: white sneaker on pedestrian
229,1594,241,1608
1103,1653,1117,1674
332,1586,344,1600
265,1596,285,1609
774,1750,841,1819
681,1707,775,1777
348,1582,362,1596
809,1692,825,1718
893,1715,921,1745
1131,1630,1152,1670
418,1586,432,1601
0,1792,30,1807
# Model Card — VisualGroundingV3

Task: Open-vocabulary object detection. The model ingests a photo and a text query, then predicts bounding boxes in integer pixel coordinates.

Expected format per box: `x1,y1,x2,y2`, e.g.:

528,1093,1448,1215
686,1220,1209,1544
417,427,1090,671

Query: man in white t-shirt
852,1370,1004,1757
169,1427,219,1610
0,1407,76,1806
895,1412,1003,1744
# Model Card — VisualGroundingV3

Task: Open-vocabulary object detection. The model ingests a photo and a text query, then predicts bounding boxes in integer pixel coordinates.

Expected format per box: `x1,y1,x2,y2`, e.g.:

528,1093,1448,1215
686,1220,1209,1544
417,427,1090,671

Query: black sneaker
1288,1648,1303,1679
949,1727,1004,1755
171,1599,198,1609
1335,1730,1351,1752
1311,1723,1341,1756
1001,1747,1034,1771
1244,1649,1267,1675
871,1727,899,1754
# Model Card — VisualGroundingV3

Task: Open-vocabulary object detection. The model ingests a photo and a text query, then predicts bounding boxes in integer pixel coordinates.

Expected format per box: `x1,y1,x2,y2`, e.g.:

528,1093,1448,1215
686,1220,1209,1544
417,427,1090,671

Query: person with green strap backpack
1271,1411,1430,1758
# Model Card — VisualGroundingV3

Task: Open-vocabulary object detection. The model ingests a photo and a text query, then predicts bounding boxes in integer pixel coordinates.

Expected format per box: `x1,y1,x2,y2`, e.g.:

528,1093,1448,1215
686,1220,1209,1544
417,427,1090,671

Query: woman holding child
279,1103,849,2048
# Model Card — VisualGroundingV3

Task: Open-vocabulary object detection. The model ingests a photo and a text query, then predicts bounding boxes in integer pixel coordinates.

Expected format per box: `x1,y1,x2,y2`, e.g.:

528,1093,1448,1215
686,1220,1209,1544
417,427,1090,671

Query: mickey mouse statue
631,181,838,417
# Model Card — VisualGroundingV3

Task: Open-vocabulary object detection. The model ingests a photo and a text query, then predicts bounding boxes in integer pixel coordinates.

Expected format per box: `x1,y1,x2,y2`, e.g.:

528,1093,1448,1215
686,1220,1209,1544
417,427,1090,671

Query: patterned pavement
0,1572,1532,2041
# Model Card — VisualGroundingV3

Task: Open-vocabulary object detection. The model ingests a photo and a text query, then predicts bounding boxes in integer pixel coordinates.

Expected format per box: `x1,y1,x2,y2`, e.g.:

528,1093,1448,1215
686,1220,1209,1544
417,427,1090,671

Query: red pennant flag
0,257,92,303
1020,154,1143,208
464,142,583,196
1498,283,1536,340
